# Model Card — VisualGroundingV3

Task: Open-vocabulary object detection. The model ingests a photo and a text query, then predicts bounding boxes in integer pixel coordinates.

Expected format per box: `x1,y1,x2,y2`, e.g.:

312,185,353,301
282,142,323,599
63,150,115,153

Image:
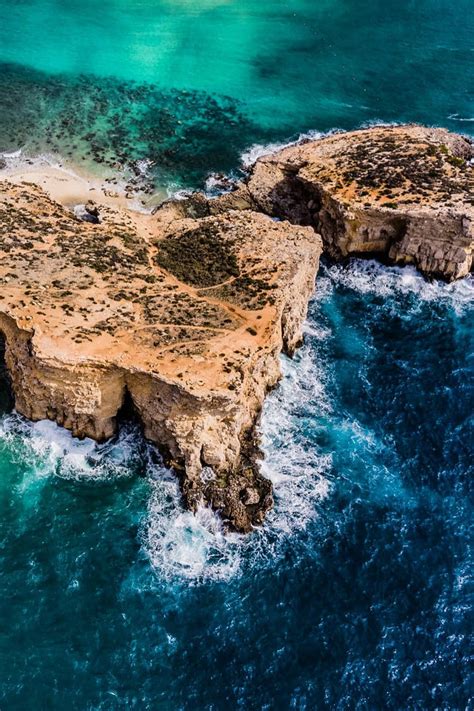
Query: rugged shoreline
0,124,472,531
0,177,321,531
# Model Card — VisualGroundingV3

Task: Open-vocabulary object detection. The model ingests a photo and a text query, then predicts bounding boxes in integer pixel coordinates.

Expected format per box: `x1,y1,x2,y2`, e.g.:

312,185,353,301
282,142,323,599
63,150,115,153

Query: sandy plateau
0,166,321,531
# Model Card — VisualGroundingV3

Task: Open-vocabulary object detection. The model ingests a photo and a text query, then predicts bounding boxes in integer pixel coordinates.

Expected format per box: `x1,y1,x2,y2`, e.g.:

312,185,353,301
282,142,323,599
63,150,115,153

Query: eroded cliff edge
0,124,472,531
0,180,321,531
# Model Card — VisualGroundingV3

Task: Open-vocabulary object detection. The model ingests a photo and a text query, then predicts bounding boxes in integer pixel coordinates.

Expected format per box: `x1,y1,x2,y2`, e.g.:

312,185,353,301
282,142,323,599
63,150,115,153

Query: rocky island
0,125,472,530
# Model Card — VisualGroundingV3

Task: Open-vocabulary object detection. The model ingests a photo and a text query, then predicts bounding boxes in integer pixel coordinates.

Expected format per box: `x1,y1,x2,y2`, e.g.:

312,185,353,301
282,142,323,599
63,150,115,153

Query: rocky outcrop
74,200,101,224
171,125,473,281
244,125,474,281
0,180,322,531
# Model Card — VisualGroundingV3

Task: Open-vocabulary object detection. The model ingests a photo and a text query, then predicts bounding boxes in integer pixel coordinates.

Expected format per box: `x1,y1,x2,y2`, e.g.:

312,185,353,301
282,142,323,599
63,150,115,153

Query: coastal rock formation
0,124,472,532
0,180,322,531
245,125,474,281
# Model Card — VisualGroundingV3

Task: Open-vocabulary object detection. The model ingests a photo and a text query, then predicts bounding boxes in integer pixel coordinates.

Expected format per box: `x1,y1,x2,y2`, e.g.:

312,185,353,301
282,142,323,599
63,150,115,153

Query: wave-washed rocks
0,179,321,531
0,125,472,531
246,125,474,281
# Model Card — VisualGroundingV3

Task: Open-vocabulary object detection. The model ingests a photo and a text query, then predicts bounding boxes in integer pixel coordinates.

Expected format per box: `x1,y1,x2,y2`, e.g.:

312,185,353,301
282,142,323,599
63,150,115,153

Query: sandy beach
0,158,165,212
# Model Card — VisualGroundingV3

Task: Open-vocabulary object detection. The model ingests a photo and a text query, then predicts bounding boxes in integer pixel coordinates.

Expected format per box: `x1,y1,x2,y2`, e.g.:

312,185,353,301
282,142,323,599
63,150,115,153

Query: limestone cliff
170,126,473,281
245,125,474,281
0,180,322,531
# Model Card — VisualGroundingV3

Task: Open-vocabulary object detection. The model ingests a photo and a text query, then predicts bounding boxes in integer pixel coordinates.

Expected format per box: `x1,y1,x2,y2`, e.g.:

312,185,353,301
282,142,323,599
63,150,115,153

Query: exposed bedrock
0,181,321,531
1,124,472,532
246,125,474,281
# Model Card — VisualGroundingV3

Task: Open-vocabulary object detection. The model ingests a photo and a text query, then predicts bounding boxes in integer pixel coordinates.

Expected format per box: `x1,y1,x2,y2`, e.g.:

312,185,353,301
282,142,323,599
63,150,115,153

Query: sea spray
2,259,470,585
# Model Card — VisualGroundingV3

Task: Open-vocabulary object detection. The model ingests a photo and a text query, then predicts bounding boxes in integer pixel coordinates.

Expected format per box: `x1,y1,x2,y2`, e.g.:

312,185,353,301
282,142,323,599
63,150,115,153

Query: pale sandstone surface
246,125,474,281
0,179,322,531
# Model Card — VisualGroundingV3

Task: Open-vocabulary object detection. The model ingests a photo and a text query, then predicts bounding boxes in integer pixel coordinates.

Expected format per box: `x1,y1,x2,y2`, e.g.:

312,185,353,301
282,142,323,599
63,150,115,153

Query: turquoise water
0,0,473,187
1,1,474,708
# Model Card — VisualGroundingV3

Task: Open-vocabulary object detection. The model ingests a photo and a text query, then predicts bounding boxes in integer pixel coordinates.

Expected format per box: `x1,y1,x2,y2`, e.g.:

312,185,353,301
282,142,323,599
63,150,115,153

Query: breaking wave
239,121,404,170
240,128,330,168
143,340,332,583
142,258,473,583
0,416,142,484
448,113,474,122
321,259,474,315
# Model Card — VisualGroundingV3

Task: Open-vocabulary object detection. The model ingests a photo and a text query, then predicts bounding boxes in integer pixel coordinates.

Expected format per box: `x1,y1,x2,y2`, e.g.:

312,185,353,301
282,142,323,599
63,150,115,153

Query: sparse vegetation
154,224,239,287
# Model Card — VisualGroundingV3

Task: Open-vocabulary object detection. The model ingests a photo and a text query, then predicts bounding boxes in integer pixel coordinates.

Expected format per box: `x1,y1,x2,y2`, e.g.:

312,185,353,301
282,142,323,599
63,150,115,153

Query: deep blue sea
0,1,473,708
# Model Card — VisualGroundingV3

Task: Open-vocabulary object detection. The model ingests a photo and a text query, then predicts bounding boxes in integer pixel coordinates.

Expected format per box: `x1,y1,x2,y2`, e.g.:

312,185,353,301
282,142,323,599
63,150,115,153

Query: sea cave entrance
0,332,13,414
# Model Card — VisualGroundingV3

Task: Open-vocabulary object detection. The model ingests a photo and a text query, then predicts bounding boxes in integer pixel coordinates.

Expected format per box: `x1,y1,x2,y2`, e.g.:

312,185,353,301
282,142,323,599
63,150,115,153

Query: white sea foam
239,121,408,170
204,172,240,197
204,174,226,194
320,259,474,315
143,470,243,583
11,255,467,583
0,146,97,180
0,414,139,485
0,144,77,176
240,128,334,168
141,337,335,582
165,185,194,200
4,257,468,583
0,147,101,195
142,333,333,583
259,352,331,531
448,113,474,122
0,148,56,172
153,258,464,582
134,158,155,176
0,403,330,582
359,119,403,129
1,148,23,160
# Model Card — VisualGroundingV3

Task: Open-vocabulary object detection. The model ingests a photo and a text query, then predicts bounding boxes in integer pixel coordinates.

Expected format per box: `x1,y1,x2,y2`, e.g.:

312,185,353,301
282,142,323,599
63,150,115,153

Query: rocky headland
0,178,321,531
0,125,472,530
